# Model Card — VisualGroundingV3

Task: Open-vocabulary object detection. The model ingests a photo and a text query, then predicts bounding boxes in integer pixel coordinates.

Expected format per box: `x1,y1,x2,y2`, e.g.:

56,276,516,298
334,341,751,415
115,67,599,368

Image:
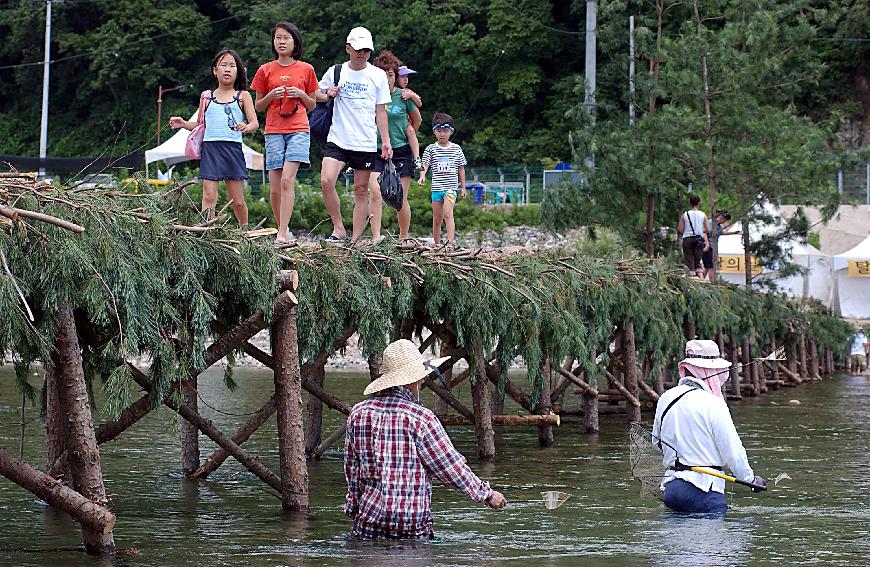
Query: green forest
0,0,868,166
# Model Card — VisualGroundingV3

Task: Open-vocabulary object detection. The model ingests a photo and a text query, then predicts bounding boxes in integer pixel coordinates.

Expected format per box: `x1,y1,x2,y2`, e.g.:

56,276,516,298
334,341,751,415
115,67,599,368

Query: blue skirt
200,140,248,181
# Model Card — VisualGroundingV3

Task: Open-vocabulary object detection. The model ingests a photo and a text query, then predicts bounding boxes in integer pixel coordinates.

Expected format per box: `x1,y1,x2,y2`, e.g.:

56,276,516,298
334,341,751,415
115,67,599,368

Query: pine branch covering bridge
0,175,852,555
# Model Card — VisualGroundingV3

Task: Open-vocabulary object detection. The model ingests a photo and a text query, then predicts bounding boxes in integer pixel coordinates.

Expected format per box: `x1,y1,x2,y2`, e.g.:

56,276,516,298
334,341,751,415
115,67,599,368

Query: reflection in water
647,513,753,567
1,369,868,566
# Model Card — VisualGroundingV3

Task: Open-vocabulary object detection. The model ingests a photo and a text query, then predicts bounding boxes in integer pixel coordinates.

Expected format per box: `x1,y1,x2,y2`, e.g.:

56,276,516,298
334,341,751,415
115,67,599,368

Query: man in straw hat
652,339,766,514
344,339,507,539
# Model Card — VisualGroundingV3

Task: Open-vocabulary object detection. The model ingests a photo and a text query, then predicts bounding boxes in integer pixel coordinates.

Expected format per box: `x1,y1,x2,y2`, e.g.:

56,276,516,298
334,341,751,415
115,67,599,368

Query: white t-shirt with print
319,62,391,152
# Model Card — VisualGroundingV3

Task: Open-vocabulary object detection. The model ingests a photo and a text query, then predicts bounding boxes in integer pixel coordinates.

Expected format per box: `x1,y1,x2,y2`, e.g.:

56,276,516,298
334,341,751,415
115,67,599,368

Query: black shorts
373,144,414,177
323,142,378,171
702,248,714,269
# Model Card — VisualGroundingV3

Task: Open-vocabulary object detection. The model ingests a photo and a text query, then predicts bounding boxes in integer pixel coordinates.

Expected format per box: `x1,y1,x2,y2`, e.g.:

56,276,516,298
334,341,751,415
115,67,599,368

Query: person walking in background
368,50,422,242
397,65,423,170
251,22,318,245
418,113,466,249
677,195,709,278
849,329,868,376
317,27,392,242
702,210,732,282
170,49,258,225
344,339,507,540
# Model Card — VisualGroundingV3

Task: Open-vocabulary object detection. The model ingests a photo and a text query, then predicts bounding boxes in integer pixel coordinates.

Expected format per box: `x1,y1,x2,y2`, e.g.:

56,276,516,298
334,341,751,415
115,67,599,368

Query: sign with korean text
718,255,762,274
847,259,870,277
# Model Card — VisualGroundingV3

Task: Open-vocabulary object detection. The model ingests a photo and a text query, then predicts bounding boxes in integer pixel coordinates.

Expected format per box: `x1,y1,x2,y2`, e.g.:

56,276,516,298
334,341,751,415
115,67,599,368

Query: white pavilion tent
714,209,833,303
832,235,870,318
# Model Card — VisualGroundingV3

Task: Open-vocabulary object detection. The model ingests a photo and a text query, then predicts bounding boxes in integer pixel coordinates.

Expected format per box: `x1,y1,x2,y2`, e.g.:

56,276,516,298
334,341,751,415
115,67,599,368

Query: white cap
346,27,374,51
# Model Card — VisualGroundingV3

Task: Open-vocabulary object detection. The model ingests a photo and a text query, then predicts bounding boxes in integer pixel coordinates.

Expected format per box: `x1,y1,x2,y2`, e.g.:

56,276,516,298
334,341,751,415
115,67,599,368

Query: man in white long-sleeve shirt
653,339,766,514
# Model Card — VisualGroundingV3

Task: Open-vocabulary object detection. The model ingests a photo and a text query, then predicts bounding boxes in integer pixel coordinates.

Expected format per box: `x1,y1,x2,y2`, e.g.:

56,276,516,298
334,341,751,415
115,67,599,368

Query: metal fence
838,164,870,205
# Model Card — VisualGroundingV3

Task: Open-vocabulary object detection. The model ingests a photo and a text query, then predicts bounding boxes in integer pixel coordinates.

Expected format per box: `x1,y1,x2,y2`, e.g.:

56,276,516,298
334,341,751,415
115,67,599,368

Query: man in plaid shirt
344,340,507,539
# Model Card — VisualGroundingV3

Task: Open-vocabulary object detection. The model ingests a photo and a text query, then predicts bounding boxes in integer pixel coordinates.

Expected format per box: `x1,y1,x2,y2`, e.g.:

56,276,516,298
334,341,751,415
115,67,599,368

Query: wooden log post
271,301,309,512
788,338,799,380
0,448,116,536
472,346,496,460
484,363,532,411
432,341,452,418
798,333,808,383
536,358,555,447
741,337,757,396
491,383,505,416
44,362,69,485
809,338,821,381
179,374,200,475
53,303,115,555
304,362,325,457
621,324,640,424
755,339,767,393
728,335,742,399
439,414,560,426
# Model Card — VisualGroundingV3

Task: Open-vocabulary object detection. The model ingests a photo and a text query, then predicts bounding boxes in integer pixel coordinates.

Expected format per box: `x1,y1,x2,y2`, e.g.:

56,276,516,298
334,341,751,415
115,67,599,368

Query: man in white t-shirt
317,27,392,241
850,330,868,375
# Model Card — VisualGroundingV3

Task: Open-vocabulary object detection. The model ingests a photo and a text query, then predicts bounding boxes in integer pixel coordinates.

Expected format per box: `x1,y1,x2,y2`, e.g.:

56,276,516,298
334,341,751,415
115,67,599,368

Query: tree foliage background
0,0,867,167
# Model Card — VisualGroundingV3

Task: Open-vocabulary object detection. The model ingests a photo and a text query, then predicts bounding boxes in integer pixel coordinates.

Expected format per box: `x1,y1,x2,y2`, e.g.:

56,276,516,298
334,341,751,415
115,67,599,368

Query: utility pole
38,0,53,179
629,16,636,127
584,0,597,169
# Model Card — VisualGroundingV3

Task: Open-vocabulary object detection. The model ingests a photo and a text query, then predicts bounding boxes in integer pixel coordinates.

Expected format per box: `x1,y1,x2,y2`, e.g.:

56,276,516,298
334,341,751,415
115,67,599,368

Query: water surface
1,367,868,566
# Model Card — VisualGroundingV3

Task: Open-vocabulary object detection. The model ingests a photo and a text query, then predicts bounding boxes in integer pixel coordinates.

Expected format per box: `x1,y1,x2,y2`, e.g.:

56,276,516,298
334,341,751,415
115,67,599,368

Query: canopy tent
832,235,870,318
144,112,264,178
714,207,833,304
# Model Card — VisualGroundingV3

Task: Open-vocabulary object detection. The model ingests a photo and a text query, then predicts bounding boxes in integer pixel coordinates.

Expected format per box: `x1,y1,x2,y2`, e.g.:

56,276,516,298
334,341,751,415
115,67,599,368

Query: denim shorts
431,190,456,204
265,132,310,170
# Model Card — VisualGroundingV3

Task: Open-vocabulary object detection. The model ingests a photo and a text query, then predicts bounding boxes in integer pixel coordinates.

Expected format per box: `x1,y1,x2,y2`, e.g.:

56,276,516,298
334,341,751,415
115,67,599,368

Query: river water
1,366,868,566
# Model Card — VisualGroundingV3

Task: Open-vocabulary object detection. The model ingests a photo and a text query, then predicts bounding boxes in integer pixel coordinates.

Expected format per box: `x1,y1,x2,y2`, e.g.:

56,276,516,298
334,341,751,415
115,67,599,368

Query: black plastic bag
379,161,403,210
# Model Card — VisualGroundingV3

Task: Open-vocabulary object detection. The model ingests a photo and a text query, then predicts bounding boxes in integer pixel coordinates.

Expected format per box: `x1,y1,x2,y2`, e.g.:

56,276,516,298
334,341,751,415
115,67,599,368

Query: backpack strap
333,62,342,85
197,90,212,125
654,382,701,451
686,210,698,236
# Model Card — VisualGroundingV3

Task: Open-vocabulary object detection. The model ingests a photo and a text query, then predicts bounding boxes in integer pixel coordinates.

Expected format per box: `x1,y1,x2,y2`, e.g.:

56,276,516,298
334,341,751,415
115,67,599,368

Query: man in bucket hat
344,339,507,539
652,339,766,514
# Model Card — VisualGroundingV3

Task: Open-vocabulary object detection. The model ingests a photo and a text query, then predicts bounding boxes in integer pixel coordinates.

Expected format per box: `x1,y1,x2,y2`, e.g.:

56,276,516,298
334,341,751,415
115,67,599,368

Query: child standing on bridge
170,49,258,225
418,113,466,249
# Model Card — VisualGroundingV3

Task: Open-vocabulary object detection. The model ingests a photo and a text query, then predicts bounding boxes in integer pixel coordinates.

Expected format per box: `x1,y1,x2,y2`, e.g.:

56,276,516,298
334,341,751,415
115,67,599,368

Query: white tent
832,235,870,318
714,210,833,303
144,112,264,176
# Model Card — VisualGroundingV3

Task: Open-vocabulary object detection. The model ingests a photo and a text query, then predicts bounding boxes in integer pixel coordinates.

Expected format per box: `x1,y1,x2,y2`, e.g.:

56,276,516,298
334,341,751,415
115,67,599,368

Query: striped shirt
344,386,492,540
422,142,467,193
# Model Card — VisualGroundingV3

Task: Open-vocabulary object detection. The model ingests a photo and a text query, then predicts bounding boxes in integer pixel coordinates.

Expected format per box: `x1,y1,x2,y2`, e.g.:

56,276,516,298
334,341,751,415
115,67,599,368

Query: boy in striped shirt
418,113,467,248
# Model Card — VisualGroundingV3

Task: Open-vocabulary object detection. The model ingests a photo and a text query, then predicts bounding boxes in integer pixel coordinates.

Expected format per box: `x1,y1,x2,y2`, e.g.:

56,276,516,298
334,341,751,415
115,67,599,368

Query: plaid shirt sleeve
416,415,492,503
343,415,359,518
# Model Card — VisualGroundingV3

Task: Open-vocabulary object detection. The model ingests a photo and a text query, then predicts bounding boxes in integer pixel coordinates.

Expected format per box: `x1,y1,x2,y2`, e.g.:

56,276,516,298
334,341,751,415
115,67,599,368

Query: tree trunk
53,303,115,555
742,222,753,287
304,363,325,457
471,346,495,460
683,315,695,341
728,334,742,399
180,374,200,475
809,338,820,380
693,0,718,259
0,448,116,536
798,333,808,382
491,383,505,416
484,363,532,411
439,414,560,426
770,339,781,383
536,358,555,447
622,324,641,423
741,337,757,395
44,361,69,484
272,305,308,512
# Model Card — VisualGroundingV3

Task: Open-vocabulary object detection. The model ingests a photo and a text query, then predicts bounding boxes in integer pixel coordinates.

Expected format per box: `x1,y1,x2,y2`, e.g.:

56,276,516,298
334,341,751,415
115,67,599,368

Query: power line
0,14,238,71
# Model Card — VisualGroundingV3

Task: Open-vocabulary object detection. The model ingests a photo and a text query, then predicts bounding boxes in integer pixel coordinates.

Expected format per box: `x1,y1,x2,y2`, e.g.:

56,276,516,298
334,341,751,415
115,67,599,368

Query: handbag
685,211,705,250
184,90,212,160
309,64,342,143
378,161,403,210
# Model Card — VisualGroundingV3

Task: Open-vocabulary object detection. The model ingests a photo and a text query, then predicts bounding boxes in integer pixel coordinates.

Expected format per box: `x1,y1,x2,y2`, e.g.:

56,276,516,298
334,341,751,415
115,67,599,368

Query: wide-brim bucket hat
681,339,731,369
363,339,450,396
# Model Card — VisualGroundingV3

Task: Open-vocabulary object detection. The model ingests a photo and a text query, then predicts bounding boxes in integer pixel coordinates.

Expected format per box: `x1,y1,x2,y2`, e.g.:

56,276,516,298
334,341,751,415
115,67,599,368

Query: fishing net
540,491,570,510
628,422,667,502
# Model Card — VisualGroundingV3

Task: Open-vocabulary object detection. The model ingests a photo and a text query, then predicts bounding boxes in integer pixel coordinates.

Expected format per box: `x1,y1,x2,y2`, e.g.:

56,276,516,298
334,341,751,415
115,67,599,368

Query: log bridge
0,173,850,556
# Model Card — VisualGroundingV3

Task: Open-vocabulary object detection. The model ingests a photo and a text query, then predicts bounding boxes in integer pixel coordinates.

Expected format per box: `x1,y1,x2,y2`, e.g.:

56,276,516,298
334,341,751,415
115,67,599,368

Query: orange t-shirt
250,60,319,134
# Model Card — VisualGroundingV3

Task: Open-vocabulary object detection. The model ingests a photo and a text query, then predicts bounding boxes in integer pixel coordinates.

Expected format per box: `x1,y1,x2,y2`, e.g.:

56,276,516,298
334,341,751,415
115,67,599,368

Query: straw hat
681,339,731,369
363,339,450,396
